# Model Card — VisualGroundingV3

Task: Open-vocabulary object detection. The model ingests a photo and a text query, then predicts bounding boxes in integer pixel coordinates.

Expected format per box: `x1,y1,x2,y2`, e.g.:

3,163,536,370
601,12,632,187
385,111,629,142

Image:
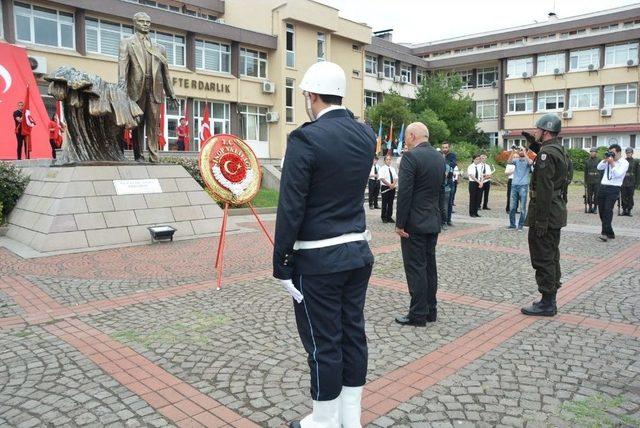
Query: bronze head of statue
133,12,151,35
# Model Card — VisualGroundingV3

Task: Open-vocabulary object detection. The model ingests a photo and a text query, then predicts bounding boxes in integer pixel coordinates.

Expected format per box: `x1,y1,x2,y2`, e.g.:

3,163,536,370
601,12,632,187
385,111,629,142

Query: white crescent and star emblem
0,64,12,94
222,159,241,176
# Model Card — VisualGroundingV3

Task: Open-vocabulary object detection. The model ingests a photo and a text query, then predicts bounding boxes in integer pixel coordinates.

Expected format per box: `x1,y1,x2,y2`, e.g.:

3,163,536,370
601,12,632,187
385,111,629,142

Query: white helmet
299,61,346,98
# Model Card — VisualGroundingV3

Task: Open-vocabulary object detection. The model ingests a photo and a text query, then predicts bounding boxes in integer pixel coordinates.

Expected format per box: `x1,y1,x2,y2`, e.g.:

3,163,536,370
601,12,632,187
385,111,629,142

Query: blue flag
397,123,405,154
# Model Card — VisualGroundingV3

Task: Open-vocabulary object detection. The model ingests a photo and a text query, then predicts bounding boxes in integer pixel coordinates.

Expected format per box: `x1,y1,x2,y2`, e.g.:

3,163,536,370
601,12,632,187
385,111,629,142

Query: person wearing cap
273,61,376,428
584,147,603,214
521,114,571,317
621,147,639,216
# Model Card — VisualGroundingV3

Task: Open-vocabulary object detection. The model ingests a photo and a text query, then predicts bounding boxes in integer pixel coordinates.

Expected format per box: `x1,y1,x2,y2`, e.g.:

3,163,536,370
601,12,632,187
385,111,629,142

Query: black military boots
521,292,557,316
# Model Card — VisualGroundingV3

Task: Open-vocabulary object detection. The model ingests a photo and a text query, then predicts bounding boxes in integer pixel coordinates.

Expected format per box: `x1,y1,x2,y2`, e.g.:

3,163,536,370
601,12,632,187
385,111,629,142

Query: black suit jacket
273,109,376,279
396,142,445,235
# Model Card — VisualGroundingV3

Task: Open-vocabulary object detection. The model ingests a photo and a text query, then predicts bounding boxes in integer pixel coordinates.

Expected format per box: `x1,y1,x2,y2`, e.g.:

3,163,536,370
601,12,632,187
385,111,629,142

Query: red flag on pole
183,101,190,152
21,85,36,155
123,129,132,150
54,101,64,148
199,103,211,149
158,102,166,151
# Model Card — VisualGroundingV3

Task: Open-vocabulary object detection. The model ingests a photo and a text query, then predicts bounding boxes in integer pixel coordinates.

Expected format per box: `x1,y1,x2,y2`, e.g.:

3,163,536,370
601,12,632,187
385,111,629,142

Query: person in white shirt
467,154,484,217
379,155,398,223
479,154,493,210
368,156,380,209
596,143,629,241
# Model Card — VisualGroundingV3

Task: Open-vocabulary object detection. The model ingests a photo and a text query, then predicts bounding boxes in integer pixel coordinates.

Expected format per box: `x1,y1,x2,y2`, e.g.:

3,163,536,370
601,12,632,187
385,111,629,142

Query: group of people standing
466,153,494,217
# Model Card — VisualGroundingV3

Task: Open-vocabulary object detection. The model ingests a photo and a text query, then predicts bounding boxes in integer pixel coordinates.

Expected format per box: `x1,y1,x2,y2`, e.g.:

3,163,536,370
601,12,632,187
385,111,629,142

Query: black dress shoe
483,207,491,210
395,315,426,327
426,309,437,322
374,206,380,209
388,218,395,222
607,234,616,239
289,421,301,428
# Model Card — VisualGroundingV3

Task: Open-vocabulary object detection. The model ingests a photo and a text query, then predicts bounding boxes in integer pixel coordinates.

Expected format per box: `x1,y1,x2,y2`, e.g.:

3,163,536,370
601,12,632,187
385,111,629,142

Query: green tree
365,91,415,139
411,73,480,144
416,108,450,144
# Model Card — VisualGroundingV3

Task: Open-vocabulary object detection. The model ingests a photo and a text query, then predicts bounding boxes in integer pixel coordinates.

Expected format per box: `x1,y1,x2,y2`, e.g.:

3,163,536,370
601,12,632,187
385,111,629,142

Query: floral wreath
212,165,254,198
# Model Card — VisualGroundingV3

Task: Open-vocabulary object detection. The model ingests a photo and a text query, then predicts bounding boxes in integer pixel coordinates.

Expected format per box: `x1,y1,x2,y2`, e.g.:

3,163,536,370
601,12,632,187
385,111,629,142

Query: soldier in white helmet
273,61,376,428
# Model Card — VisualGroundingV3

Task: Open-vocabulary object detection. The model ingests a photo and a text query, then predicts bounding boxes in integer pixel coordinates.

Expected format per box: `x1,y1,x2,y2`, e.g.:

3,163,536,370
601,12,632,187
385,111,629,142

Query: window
476,67,497,87
400,66,412,83
563,136,594,149
151,31,185,66
416,69,427,86
560,29,586,39
14,2,74,49
286,23,295,68
365,55,378,75
569,48,600,71
507,57,533,77
383,59,395,79
457,70,473,88
537,53,565,75
364,91,378,108
475,100,498,120
195,40,231,73
507,93,533,113
240,48,267,78
163,97,186,151
591,23,619,33
193,100,230,150
604,83,637,107
537,90,565,111
531,33,556,42
489,133,499,147
569,87,599,109
239,105,268,142
317,32,326,61
86,18,132,57
605,43,639,66
285,78,294,123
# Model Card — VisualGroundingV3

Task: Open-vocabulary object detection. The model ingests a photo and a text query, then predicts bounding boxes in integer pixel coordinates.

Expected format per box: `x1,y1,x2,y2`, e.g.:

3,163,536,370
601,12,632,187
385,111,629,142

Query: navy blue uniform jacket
273,109,376,280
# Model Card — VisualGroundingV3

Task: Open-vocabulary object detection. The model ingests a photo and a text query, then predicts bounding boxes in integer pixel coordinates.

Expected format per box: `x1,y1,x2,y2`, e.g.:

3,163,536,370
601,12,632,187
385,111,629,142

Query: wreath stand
214,202,274,290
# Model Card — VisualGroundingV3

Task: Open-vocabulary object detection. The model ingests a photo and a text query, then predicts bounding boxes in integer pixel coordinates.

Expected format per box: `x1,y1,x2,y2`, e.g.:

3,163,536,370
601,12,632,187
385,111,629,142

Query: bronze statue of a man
118,12,177,163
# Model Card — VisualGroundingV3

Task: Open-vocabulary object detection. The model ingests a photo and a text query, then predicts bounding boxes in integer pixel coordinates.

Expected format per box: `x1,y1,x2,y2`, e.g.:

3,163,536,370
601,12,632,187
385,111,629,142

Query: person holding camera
507,146,533,230
520,114,570,317
597,144,629,241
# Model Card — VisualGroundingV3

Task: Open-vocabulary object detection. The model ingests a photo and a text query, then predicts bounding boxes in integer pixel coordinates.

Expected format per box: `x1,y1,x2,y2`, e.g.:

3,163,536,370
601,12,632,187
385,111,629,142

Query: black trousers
381,186,395,221
49,139,57,159
401,233,438,321
621,186,635,211
528,227,561,295
16,134,28,160
598,185,620,236
293,264,372,401
586,183,600,207
506,179,512,212
481,181,491,208
368,179,380,208
468,182,481,216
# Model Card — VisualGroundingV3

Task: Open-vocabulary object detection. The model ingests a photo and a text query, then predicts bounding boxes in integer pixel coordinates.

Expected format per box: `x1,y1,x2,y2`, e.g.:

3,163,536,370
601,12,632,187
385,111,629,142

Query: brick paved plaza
1,186,639,427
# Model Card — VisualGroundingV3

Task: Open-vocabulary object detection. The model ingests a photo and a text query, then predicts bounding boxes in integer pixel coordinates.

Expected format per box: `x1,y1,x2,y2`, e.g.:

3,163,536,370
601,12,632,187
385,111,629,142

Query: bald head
405,122,429,150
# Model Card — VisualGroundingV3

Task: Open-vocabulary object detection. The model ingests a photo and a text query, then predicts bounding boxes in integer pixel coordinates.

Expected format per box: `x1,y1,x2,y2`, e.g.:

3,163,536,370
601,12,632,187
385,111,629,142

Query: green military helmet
535,113,562,133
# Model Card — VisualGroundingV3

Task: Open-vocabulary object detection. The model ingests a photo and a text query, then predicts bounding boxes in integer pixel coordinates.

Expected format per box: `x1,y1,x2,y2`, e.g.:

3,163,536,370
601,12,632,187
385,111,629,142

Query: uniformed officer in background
584,147,603,214
273,61,376,428
521,114,570,317
621,147,639,216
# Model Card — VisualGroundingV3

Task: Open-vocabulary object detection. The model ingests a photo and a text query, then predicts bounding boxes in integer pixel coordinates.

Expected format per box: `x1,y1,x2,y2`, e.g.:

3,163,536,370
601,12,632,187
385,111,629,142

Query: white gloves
280,279,304,303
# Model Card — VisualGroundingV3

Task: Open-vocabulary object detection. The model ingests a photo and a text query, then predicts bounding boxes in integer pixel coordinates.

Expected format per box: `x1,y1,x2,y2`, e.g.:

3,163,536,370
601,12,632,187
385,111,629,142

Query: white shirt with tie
369,163,379,180
597,157,629,187
378,164,397,187
467,163,482,183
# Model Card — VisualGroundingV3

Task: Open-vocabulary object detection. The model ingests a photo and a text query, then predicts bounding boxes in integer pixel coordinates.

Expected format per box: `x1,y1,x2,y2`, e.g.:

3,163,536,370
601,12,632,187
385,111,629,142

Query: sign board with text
113,179,162,195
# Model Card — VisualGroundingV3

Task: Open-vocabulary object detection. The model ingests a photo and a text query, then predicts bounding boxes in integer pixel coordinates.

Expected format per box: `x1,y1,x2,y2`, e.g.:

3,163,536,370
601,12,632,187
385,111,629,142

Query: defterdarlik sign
172,77,231,93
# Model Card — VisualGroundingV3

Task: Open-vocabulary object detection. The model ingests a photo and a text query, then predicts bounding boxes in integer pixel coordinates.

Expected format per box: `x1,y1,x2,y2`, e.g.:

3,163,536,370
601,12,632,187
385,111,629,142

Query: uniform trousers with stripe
292,264,372,401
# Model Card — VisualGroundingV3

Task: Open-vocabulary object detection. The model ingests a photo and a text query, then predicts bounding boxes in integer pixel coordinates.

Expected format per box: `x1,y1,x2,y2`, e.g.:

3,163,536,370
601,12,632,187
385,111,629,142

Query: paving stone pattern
371,321,640,428
0,326,171,427
0,290,23,318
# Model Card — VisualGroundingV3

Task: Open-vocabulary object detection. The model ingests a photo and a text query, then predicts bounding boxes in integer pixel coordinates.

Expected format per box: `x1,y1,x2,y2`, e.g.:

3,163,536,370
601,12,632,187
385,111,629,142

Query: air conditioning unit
553,68,562,75
627,59,637,66
262,81,275,93
28,56,47,74
265,112,279,123
587,64,595,71
491,80,497,88
377,72,384,79
521,71,529,78
401,75,409,84
393,75,402,83
216,18,225,24
561,110,573,119
600,107,612,117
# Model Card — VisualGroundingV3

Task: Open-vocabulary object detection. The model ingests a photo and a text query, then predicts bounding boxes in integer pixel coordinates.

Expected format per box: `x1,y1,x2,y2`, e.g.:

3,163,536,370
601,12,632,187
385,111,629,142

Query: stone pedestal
5,164,223,253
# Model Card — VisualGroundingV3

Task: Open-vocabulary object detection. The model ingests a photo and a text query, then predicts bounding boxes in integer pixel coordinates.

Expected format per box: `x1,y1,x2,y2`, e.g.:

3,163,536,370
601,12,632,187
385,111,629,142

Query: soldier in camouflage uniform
584,147,603,214
621,147,639,216
521,114,570,317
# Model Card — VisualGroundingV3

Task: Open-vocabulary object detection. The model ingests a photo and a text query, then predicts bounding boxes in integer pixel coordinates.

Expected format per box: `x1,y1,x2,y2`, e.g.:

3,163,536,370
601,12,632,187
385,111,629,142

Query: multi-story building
2,0,639,159
0,0,370,159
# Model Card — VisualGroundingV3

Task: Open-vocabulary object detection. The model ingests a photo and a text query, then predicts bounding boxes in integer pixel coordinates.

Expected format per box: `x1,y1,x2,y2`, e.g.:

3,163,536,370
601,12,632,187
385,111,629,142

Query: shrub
161,156,205,188
0,162,29,223
567,148,590,171
447,141,480,164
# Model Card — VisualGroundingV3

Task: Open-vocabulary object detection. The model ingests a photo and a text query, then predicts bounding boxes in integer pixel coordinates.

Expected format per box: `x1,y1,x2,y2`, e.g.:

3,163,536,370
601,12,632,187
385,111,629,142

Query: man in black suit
274,61,376,428
394,122,445,326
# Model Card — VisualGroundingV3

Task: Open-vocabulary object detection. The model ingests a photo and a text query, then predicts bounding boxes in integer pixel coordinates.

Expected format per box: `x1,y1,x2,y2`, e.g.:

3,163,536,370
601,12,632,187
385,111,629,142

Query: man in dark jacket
621,147,639,216
274,61,376,428
584,147,603,213
521,114,570,317
394,122,445,326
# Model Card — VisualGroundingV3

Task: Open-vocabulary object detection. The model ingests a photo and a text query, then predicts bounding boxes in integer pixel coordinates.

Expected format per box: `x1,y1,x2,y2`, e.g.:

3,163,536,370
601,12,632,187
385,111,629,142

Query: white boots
296,386,363,428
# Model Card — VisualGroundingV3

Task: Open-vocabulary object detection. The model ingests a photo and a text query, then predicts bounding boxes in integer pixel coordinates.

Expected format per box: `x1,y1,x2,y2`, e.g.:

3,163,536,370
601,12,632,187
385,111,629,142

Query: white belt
293,230,371,251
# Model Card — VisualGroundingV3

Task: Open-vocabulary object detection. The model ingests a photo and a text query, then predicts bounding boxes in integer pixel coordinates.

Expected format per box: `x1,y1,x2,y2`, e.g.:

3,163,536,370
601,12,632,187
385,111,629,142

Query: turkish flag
158,102,166,150
199,103,211,148
183,102,190,152
123,129,132,150
0,42,49,159
55,100,64,148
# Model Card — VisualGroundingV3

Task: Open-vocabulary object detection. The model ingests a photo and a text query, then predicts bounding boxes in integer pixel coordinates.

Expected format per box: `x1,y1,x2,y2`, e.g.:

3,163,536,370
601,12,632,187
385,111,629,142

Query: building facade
2,0,639,158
